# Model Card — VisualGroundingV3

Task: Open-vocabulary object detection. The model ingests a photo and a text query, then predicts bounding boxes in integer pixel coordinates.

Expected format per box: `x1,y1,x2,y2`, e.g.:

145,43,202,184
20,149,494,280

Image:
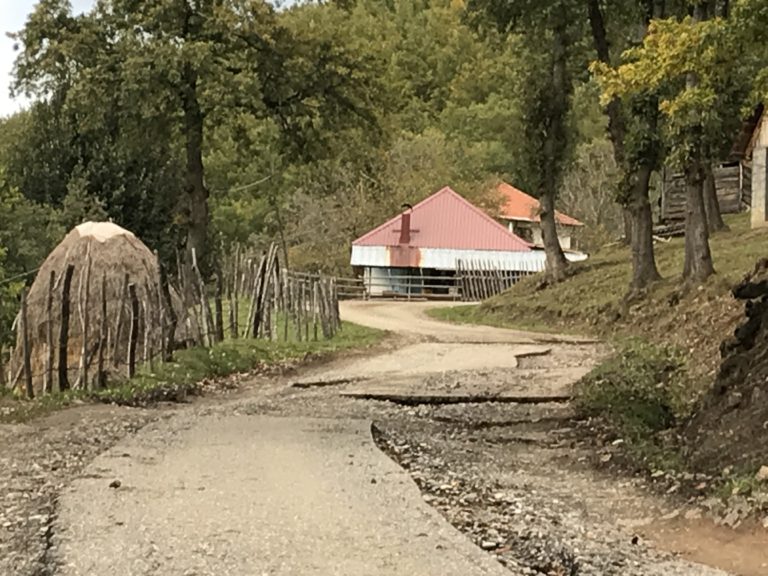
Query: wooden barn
659,164,752,224
659,107,763,224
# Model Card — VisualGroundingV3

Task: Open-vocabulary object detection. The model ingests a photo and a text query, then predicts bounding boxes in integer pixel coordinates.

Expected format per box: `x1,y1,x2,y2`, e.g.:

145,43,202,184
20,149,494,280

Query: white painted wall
752,119,768,229
351,245,548,271
506,220,572,250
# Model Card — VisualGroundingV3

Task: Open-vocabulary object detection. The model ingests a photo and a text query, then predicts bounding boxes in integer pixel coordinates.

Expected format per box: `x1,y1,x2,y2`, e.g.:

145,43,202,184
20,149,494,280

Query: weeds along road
11,301,744,576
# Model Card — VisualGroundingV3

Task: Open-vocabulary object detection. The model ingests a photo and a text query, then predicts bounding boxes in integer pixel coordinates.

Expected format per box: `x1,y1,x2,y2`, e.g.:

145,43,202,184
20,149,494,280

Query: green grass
572,339,694,474
438,214,756,333
426,304,558,334
575,339,690,438
0,321,384,420
426,214,766,478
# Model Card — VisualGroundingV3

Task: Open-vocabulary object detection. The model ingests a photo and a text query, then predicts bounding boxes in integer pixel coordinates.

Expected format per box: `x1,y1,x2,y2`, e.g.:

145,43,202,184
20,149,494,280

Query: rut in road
12,300,763,576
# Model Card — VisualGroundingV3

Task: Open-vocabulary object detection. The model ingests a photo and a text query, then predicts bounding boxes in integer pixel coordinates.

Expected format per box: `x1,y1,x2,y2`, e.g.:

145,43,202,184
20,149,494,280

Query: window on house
515,225,533,243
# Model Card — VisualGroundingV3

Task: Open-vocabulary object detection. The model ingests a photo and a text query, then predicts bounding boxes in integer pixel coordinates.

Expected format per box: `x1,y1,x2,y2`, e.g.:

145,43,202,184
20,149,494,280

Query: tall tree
468,0,582,283
12,0,373,269
594,8,745,282
587,0,662,293
534,9,572,282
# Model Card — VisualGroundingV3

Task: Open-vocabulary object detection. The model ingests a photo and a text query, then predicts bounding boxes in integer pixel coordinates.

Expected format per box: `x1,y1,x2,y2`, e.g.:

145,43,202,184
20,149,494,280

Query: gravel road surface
2,301,741,576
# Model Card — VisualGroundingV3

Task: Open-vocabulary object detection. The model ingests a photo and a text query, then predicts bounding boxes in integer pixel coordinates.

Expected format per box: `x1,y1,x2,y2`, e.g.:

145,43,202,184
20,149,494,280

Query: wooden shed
660,163,752,223
659,107,762,224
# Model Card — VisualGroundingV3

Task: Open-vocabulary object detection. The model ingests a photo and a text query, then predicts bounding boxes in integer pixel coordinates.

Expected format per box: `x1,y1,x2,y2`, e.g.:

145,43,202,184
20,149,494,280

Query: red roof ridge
435,187,533,247
352,186,532,251
351,186,456,246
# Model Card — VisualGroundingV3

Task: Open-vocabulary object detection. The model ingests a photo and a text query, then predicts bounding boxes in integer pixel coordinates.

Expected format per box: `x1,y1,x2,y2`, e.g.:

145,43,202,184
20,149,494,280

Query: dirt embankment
685,259,768,475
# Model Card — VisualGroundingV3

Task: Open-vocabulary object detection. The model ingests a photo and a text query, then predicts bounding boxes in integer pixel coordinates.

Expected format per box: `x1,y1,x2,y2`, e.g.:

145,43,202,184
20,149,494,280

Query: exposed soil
685,259,768,475
2,301,767,575
643,518,768,576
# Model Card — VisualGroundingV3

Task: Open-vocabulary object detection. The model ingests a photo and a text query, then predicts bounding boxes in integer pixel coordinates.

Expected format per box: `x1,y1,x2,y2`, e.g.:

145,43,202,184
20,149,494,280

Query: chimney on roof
398,204,412,245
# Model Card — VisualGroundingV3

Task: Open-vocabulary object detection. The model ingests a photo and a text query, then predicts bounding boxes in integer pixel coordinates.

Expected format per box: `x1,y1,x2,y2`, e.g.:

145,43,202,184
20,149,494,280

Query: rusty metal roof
497,182,583,227
352,187,532,251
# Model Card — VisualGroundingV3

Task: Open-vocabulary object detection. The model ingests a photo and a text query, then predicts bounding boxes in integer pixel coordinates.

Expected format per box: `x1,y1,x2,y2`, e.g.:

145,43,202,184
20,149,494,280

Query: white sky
0,0,95,117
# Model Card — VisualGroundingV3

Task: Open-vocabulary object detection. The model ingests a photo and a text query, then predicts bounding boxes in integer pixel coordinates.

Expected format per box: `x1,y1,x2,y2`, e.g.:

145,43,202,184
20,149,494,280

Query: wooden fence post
21,288,33,399
44,270,55,394
58,264,75,392
128,283,139,379
79,244,92,390
282,270,290,342
301,281,309,342
292,278,302,342
312,280,319,341
112,273,129,367
191,248,212,347
228,251,238,339
0,345,5,390
318,278,330,339
271,267,279,342
244,255,265,339
97,273,107,389
159,263,177,360
7,345,14,392
214,272,224,343
175,248,185,303
141,294,150,371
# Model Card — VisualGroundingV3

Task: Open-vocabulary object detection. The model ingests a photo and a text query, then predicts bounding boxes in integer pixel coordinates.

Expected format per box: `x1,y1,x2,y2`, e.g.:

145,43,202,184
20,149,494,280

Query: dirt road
11,301,760,575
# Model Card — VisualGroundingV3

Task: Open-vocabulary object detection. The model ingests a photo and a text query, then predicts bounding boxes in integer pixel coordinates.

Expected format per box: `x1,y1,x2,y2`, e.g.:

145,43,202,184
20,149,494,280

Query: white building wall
752,120,768,229
351,245,548,271
507,220,572,250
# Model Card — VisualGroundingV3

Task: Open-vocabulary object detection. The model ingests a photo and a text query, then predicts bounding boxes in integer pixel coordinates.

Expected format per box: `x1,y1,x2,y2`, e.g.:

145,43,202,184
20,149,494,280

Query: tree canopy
1,0,766,344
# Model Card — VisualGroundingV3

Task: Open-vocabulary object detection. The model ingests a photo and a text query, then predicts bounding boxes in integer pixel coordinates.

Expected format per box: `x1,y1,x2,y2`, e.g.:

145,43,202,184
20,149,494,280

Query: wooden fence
457,259,535,301
2,242,340,399
333,261,537,302
661,163,751,223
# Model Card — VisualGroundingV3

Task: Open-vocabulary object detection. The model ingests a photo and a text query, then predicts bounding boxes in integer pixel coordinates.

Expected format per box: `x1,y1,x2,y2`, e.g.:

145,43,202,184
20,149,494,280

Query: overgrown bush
574,339,690,440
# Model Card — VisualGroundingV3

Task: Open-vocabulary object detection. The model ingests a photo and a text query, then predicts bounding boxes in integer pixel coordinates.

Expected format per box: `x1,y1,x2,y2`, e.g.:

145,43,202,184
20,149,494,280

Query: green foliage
91,321,384,406
0,169,64,345
592,13,752,169
574,339,688,439
0,321,383,420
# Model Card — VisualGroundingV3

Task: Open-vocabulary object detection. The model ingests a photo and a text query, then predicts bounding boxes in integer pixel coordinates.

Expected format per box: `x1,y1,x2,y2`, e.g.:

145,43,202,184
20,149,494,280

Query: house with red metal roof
496,182,583,250
351,186,550,297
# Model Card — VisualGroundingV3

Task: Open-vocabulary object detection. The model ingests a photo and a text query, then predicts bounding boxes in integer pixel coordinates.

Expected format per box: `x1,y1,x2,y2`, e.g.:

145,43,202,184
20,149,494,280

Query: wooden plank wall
661,163,751,223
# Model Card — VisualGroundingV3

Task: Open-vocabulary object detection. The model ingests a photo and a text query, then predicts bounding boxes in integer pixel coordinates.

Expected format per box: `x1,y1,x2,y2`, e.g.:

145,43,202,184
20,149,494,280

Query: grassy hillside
432,214,768,484
432,213,764,380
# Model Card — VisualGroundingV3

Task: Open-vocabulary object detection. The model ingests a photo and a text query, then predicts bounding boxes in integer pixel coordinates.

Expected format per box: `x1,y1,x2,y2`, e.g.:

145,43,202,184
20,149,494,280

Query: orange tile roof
497,182,583,227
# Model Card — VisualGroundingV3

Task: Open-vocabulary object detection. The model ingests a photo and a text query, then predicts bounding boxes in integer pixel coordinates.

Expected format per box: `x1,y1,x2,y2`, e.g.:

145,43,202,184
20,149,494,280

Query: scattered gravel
0,404,156,576
0,344,733,576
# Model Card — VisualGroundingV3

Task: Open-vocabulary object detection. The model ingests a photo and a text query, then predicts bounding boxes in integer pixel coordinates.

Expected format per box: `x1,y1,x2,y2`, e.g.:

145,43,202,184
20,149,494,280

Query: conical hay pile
12,222,165,393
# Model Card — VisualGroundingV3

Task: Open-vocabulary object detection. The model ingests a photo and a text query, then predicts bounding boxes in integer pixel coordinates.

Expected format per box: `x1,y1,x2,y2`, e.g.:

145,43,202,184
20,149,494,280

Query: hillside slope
435,214,763,382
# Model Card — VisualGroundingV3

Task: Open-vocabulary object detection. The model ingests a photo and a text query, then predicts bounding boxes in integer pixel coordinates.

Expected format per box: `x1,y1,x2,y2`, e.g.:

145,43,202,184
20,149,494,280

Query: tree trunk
587,0,661,286
181,63,209,270
629,163,661,291
682,2,715,283
683,160,715,282
622,209,632,244
587,0,625,166
703,163,727,232
587,0,629,248
539,10,570,283
539,192,568,282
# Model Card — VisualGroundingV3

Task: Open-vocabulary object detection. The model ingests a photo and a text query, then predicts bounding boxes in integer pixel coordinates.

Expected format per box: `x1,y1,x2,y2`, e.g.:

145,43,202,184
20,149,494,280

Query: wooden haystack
10,222,168,395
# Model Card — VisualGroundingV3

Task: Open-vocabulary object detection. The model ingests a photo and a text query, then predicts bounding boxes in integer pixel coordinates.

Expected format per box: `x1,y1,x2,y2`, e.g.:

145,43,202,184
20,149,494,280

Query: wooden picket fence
457,259,539,301
2,242,341,399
